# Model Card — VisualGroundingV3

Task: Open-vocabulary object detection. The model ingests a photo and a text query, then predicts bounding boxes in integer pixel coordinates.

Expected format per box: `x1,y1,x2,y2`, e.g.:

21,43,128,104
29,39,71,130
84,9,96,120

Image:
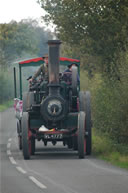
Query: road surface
0,108,128,193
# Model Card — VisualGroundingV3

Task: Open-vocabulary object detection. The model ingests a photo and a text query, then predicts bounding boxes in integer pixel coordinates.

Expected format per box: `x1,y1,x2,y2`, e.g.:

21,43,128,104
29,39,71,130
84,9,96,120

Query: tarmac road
0,108,128,193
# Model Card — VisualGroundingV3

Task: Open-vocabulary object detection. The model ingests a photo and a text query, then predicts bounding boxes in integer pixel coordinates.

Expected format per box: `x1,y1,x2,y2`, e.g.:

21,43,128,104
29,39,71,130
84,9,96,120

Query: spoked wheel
17,121,22,150
31,137,35,155
78,111,86,159
85,91,92,155
22,112,31,160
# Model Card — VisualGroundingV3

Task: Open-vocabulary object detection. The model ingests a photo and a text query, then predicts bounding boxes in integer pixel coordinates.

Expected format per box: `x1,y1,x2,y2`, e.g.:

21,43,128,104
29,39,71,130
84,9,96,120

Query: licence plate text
44,134,63,139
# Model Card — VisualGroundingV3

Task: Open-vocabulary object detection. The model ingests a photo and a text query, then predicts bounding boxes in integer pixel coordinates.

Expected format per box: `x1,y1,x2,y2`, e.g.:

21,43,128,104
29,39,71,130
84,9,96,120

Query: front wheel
22,112,31,160
78,111,86,159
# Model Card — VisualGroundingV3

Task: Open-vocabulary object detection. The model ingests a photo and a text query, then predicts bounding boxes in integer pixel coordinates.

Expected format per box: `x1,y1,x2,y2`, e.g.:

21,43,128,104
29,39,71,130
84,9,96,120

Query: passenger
29,54,48,83
63,63,80,84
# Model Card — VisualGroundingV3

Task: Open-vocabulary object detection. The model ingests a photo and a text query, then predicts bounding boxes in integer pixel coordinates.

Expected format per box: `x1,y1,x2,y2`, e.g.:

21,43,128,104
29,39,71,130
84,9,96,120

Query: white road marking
16,166,27,174
7,143,11,149
8,138,12,142
9,156,17,165
7,150,11,155
29,176,47,189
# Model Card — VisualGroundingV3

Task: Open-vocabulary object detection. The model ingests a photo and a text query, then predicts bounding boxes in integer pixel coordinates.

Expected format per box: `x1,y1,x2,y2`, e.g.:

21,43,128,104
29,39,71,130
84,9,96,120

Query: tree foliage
0,21,36,63
0,19,52,66
39,0,128,78
0,19,52,103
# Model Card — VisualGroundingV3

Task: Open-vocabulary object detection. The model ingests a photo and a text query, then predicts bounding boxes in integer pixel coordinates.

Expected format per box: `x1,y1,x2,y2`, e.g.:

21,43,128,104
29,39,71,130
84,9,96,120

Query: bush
0,68,14,103
80,61,128,144
93,79,128,143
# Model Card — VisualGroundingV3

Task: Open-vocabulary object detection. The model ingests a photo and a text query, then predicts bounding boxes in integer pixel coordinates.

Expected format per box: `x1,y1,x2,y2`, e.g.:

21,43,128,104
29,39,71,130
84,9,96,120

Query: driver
29,54,48,83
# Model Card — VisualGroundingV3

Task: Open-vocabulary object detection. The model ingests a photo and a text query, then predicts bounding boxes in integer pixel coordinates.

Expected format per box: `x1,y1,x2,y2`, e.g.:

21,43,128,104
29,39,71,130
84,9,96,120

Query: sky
0,0,48,26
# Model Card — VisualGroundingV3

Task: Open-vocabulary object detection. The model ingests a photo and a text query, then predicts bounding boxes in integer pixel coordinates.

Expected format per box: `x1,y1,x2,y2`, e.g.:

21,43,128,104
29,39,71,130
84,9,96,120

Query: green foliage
39,0,128,78
0,68,14,103
0,21,37,62
0,100,13,112
0,19,53,103
0,19,52,66
80,58,128,144
92,129,128,169
93,76,128,143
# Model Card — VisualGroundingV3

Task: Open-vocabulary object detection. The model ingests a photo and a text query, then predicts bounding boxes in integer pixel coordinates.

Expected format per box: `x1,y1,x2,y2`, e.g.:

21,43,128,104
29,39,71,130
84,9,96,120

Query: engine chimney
48,40,61,84
48,40,61,95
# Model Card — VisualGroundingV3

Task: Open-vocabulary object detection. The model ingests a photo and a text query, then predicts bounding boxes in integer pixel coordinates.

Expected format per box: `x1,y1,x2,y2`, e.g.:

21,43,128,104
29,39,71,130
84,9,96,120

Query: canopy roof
19,57,80,67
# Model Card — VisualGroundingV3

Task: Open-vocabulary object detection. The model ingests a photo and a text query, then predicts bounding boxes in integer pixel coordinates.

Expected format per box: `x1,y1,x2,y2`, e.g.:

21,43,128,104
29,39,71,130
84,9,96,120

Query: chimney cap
47,40,62,45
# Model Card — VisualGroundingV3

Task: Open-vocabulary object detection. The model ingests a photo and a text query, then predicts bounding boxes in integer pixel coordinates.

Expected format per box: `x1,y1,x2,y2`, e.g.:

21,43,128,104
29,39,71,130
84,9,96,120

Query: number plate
44,133,63,139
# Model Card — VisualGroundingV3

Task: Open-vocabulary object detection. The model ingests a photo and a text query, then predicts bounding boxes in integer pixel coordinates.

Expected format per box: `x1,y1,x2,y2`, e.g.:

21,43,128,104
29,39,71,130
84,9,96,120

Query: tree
0,19,53,66
0,19,53,103
39,0,128,78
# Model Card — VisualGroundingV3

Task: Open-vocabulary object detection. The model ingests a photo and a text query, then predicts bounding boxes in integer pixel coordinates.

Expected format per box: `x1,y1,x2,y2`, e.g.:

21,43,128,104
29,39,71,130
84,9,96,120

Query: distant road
0,108,128,193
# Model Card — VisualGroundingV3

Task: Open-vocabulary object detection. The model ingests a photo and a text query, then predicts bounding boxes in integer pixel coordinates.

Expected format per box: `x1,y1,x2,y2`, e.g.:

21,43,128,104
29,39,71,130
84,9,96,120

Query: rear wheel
78,111,86,159
85,91,92,155
22,112,31,160
23,92,35,112
79,91,86,112
27,92,35,110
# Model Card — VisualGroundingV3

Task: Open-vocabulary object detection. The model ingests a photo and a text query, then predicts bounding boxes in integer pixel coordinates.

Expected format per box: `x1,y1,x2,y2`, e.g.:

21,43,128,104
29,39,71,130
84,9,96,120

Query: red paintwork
38,130,70,134
19,57,80,65
60,57,80,62
19,57,44,64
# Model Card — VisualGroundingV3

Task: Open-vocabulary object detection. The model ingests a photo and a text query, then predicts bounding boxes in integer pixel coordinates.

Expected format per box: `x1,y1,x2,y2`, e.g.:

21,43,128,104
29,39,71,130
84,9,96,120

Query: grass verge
0,100,13,112
92,129,128,169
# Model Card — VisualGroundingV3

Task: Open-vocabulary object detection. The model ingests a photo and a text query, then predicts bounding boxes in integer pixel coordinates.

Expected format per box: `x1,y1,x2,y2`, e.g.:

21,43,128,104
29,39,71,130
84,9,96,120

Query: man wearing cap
29,54,48,82
63,63,80,84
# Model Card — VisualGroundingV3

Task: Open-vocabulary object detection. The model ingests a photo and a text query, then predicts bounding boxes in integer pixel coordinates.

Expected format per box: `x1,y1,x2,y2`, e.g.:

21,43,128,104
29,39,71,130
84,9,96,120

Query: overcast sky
0,0,45,23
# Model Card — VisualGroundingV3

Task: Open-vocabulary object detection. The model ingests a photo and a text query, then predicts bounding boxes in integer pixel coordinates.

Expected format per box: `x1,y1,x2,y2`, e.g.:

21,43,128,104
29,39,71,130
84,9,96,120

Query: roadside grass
92,129,128,169
0,100,13,112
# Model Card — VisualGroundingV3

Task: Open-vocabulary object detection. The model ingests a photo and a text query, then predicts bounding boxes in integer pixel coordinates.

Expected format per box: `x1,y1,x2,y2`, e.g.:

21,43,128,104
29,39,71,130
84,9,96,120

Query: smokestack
48,40,61,84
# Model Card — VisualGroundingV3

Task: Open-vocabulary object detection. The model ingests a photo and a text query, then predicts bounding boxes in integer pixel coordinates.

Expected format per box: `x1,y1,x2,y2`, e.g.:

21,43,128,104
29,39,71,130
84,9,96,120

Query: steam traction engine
14,40,92,159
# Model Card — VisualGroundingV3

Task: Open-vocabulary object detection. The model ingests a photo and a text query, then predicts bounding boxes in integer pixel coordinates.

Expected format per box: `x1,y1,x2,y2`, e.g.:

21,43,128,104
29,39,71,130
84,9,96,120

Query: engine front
40,95,68,121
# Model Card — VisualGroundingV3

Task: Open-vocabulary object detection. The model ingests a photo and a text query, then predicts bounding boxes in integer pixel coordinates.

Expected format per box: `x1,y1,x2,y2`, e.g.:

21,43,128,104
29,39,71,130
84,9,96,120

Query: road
0,108,128,193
